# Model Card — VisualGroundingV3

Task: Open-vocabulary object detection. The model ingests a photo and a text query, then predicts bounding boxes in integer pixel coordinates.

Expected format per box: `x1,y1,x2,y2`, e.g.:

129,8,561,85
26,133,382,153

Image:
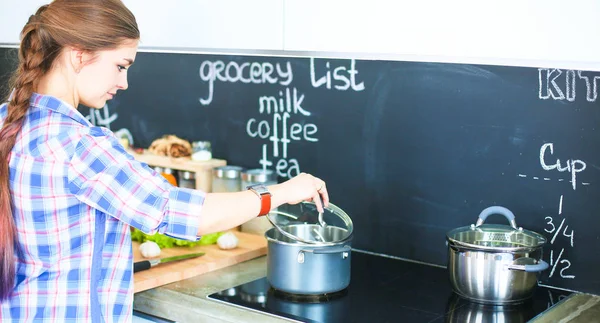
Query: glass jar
212,166,244,193
191,141,212,161
178,171,196,189
154,166,177,186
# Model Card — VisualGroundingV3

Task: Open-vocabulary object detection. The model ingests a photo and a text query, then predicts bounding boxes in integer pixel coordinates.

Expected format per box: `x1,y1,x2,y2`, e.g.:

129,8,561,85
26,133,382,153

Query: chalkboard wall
1,47,599,295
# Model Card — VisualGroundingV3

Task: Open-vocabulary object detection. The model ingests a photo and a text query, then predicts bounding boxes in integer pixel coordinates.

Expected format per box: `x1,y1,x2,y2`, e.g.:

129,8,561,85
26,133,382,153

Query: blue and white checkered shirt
0,93,204,323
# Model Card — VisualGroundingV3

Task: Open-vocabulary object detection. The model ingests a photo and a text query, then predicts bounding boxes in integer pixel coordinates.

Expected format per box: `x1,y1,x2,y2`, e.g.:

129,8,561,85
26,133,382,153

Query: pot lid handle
475,206,517,229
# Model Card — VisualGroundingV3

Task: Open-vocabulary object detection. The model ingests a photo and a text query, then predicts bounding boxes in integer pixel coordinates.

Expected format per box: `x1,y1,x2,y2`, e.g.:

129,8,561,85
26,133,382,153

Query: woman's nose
117,74,128,90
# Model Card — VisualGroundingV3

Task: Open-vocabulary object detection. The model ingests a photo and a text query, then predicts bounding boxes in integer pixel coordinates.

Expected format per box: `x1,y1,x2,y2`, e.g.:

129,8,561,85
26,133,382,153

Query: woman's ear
68,47,82,74
68,47,94,74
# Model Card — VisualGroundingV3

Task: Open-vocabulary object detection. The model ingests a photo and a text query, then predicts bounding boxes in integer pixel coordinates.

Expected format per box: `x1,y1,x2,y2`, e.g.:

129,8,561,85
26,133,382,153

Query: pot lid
266,201,353,244
446,206,547,252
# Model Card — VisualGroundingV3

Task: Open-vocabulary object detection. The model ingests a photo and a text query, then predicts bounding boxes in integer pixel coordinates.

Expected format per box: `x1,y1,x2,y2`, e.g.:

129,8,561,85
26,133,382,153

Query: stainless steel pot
266,287,350,322
264,202,354,295
446,206,549,305
265,224,353,295
445,293,536,323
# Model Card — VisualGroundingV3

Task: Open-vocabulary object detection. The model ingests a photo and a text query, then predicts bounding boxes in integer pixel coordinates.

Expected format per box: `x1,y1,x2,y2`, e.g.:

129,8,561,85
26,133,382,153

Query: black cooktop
208,251,571,323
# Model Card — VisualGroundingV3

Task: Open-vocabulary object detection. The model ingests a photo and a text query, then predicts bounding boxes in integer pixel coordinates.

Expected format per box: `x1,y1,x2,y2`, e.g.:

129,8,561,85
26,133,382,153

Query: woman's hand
270,172,329,213
198,172,329,235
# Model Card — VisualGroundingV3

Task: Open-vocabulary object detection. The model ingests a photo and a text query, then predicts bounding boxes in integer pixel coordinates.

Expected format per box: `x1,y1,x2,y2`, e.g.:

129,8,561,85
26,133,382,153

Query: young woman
0,1,329,322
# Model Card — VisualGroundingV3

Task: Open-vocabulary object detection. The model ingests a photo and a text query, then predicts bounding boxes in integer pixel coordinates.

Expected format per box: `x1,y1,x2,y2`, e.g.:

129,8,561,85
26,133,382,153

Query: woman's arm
197,173,328,235
69,130,328,238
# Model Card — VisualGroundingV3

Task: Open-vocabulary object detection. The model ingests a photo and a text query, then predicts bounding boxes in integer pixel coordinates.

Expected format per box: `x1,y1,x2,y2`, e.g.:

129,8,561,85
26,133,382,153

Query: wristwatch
247,184,271,216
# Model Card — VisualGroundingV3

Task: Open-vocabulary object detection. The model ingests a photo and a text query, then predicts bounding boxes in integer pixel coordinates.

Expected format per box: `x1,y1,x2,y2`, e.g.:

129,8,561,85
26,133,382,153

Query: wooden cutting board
132,231,267,293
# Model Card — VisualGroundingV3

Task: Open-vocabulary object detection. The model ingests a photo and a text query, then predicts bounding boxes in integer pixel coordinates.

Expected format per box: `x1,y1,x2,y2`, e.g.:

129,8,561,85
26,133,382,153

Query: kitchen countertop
132,255,600,323
133,256,288,323
530,293,600,323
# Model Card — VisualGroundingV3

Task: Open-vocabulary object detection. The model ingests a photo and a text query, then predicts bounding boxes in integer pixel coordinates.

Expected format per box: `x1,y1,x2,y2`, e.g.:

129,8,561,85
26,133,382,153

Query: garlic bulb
139,241,161,258
217,232,239,250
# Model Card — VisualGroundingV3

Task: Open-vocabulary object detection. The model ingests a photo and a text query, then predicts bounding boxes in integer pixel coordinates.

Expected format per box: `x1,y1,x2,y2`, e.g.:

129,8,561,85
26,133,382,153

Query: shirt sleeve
67,127,203,241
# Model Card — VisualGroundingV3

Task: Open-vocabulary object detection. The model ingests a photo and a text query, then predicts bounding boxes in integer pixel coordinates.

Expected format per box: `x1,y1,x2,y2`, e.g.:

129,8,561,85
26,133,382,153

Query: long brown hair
0,0,139,300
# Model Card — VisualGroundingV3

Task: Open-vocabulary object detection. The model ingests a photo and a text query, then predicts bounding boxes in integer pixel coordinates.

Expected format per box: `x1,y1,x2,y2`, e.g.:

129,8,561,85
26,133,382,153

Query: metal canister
241,169,277,189
178,171,196,189
212,166,244,193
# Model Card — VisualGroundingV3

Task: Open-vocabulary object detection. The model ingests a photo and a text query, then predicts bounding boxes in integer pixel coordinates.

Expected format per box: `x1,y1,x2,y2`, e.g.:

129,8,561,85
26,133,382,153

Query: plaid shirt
0,93,204,323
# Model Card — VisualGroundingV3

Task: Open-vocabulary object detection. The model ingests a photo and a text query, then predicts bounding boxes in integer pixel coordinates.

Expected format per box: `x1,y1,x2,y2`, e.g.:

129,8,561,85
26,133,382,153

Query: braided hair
0,0,139,300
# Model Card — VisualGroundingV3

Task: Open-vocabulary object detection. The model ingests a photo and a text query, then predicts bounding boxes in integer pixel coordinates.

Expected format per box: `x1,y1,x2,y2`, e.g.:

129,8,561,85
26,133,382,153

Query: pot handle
476,206,517,229
305,245,352,254
507,260,550,273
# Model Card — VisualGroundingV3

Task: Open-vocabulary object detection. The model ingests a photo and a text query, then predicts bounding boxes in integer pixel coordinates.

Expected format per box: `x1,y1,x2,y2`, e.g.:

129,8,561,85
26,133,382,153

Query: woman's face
76,40,138,109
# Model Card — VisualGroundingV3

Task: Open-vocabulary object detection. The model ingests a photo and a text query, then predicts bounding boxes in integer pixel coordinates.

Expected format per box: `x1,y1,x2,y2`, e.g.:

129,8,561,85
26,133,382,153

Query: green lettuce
131,228,224,248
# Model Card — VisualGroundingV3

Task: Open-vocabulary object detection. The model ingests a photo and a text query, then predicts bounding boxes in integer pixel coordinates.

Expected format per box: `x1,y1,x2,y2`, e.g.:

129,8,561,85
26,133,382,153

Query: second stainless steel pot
446,206,549,305
445,293,536,323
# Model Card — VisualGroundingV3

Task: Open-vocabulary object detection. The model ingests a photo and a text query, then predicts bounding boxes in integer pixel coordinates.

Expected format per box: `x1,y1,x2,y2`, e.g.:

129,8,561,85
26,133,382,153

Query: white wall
124,0,283,50
0,0,48,43
283,0,600,71
0,0,284,50
1,0,599,71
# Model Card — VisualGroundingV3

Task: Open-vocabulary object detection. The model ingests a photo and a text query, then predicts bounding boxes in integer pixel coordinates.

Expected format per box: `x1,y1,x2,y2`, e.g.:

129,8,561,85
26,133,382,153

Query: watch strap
248,184,271,217
258,192,271,216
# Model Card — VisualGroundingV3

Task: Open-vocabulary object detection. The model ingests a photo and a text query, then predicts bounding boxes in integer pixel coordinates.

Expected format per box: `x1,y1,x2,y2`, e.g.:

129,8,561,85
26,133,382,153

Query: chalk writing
311,58,365,91
246,112,318,158
517,174,591,186
199,60,293,106
243,58,365,177
197,57,361,178
549,249,575,279
538,69,600,102
545,195,576,280
577,71,599,102
539,143,587,190
248,88,319,177
86,104,118,130
258,88,309,116
532,142,581,282
544,197,575,247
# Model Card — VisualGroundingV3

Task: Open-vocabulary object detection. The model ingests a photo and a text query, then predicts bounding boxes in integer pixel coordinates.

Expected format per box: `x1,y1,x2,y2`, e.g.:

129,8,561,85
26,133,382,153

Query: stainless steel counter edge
133,256,295,323
530,293,600,323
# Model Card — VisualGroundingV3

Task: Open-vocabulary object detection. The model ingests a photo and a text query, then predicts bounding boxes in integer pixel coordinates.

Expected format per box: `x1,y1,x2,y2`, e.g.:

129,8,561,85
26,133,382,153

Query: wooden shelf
128,149,226,192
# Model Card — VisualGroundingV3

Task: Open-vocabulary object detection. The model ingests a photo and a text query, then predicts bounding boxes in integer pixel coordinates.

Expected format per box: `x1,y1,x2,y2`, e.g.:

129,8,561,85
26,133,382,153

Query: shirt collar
29,93,92,127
